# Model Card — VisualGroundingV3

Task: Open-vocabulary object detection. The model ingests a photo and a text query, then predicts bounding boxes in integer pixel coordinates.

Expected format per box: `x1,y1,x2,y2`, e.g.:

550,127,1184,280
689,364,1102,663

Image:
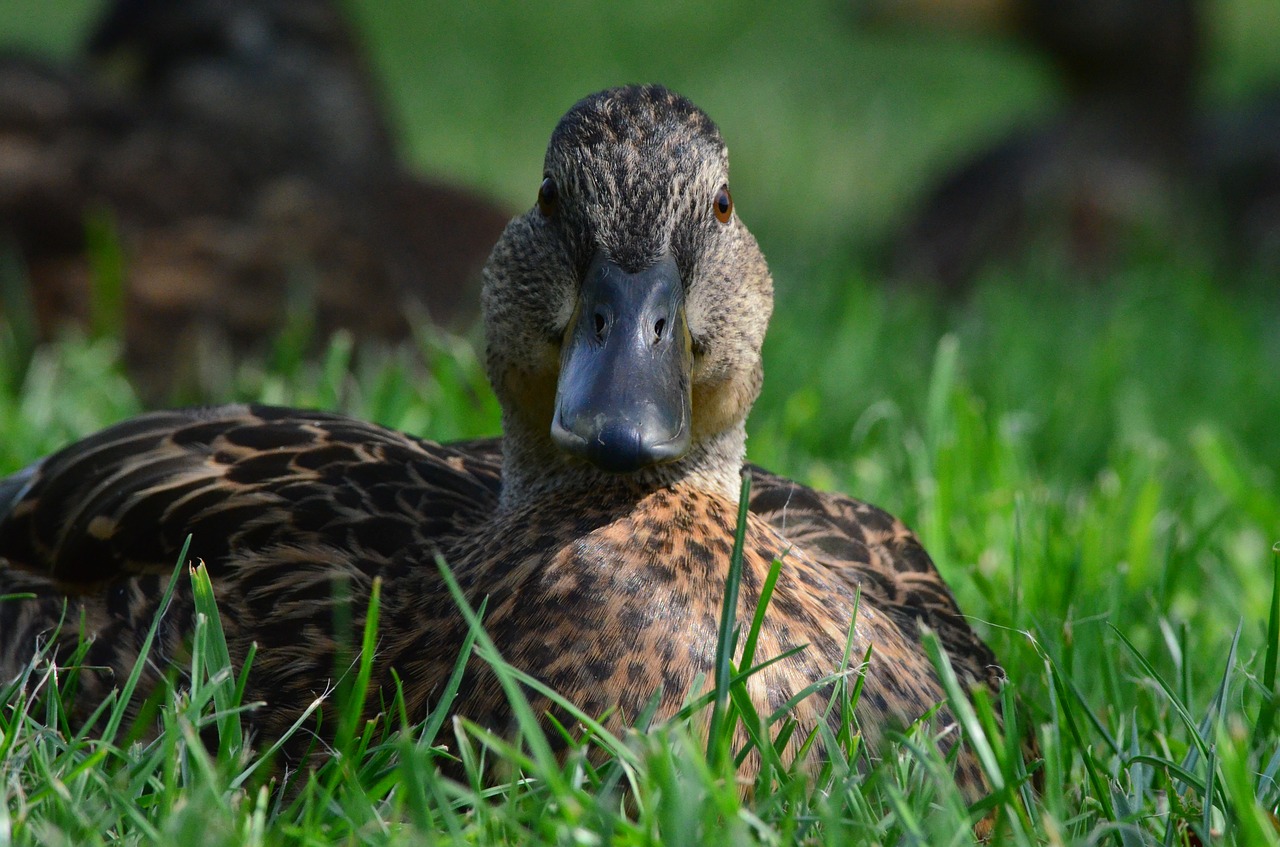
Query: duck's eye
713,184,733,224
537,176,559,218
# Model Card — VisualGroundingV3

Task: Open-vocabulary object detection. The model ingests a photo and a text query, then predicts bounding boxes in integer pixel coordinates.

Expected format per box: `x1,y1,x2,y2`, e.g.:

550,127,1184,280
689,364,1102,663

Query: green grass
3,1,1280,843
2,263,1278,845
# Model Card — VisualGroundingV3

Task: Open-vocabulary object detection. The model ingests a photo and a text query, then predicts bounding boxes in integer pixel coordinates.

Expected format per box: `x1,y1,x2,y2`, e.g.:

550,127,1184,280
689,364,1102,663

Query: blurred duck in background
0,0,511,400
860,0,1279,289
1204,87,1280,270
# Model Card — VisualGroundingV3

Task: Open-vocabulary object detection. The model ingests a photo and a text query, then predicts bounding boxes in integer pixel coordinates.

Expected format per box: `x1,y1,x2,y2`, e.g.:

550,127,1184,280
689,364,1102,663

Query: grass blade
335,577,382,754
1110,625,1212,763
101,535,193,745
188,559,243,762
1257,544,1280,749
434,554,566,794
707,472,751,768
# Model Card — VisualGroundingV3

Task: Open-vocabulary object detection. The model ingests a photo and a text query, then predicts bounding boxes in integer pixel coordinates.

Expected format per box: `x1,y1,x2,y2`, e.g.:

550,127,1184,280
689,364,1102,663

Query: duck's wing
0,404,503,590
745,464,1005,694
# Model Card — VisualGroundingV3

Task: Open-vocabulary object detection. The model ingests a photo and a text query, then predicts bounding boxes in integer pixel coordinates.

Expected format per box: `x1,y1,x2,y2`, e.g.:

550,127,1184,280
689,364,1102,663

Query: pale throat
496,414,749,512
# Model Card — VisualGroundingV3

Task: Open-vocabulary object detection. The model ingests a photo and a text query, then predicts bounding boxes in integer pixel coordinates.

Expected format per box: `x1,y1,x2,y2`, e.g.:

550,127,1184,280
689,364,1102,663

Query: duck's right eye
537,176,559,218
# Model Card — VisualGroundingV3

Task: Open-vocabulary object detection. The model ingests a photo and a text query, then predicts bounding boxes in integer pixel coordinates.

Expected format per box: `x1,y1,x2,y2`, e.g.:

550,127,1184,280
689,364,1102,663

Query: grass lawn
2,2,1279,844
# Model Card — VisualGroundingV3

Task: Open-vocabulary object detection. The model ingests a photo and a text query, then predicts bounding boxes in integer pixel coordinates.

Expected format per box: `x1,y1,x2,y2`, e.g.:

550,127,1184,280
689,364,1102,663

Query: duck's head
483,85,773,499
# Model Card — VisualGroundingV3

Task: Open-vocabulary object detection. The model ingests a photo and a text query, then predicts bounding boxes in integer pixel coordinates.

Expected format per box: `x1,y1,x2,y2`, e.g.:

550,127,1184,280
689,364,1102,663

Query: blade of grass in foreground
1218,719,1280,847
434,553,567,796
1111,625,1214,765
101,535,192,745
334,577,382,755
416,596,487,748
708,472,751,769
189,560,244,763
921,630,1003,793
1256,543,1280,749
922,630,1039,843
740,555,783,678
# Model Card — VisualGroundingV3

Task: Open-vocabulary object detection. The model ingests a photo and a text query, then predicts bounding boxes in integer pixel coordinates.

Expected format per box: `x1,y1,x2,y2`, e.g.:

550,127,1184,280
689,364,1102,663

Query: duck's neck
497,415,748,512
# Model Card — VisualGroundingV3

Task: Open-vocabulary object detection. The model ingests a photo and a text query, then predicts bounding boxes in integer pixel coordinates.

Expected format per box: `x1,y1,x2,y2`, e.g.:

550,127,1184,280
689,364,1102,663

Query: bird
878,0,1203,289
0,85,1006,795
1200,87,1280,272
0,0,511,401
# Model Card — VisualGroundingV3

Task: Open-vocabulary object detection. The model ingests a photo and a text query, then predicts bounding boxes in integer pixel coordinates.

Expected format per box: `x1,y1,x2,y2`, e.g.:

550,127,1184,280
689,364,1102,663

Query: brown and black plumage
0,86,1004,793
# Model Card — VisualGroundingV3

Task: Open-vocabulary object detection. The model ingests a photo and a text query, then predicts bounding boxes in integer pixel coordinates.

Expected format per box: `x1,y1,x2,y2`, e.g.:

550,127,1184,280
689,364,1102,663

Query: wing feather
0,405,503,588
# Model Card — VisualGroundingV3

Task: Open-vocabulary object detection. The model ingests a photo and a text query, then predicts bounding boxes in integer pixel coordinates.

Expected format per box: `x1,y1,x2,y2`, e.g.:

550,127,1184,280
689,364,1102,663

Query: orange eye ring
713,184,733,223
537,176,558,217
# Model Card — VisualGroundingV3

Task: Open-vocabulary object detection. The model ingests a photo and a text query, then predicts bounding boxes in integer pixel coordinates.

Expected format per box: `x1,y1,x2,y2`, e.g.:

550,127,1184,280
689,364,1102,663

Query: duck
0,0,511,401
0,85,1005,795
877,0,1203,289
1201,87,1280,271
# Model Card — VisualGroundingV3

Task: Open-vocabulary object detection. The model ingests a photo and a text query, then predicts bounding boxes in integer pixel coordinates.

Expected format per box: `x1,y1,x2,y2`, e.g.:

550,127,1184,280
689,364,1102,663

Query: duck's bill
551,251,692,473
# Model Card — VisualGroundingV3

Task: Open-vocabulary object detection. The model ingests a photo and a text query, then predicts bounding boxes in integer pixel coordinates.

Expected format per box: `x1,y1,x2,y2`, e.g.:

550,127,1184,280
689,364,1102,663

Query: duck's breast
443,484,952,759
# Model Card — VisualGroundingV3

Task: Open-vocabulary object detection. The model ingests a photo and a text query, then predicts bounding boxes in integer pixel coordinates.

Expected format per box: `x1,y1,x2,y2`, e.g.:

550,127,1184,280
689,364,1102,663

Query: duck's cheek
690,361,761,441
497,345,562,432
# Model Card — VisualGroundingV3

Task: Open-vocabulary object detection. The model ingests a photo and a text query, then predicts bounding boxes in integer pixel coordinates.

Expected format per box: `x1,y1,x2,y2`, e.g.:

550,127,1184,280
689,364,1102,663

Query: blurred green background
6,0,1277,268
